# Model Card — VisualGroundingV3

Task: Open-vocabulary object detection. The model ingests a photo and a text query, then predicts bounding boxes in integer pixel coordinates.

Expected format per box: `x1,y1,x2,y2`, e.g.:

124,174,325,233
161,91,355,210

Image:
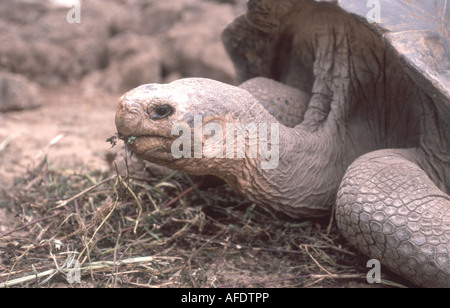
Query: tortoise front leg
336,148,450,287
240,77,309,128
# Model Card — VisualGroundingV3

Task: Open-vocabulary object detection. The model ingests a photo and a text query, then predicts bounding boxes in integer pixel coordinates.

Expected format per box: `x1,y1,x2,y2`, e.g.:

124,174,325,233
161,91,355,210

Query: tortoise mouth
119,133,179,163
117,133,175,159
118,133,173,145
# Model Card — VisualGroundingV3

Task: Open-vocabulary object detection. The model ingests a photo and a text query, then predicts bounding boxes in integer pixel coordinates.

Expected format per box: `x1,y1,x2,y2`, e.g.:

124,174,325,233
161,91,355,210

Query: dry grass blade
0,255,180,288
55,175,115,208
0,131,23,153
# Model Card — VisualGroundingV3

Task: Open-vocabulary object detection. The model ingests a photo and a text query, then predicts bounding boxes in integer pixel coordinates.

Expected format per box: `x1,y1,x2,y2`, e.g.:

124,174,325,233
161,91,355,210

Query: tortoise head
115,77,280,177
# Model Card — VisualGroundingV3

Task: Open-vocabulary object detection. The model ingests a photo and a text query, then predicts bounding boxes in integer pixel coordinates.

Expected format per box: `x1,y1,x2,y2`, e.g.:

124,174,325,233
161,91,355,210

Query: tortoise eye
150,104,174,120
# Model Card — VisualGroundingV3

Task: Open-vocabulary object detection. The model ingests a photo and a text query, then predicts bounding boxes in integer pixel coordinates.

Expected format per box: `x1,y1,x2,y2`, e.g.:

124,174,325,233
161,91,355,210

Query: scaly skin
337,149,450,287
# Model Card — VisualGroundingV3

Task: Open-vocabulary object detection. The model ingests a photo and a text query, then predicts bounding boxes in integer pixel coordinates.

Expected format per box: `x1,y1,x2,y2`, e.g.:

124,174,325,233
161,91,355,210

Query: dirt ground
0,0,411,289
0,85,116,180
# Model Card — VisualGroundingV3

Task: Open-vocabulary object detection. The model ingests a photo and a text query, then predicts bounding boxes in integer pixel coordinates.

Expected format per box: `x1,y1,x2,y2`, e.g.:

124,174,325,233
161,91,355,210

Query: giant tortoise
115,0,450,287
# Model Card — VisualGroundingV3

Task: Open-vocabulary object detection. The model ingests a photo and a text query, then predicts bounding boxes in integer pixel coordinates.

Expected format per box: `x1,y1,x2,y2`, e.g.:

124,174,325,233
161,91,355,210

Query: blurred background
0,0,246,96
0,0,246,182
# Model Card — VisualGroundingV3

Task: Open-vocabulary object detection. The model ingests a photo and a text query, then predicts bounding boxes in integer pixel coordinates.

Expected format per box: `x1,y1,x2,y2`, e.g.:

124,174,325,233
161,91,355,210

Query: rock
86,0,242,93
0,0,112,86
0,72,42,112
162,0,238,84
139,0,185,36
86,33,163,93
0,0,244,90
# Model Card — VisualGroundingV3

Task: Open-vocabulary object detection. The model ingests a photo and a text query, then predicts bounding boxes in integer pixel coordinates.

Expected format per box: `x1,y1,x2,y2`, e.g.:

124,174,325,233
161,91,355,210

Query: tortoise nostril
119,99,142,113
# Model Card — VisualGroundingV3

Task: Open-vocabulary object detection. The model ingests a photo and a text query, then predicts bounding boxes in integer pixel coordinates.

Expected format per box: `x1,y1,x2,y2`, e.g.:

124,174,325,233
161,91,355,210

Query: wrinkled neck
225,124,344,218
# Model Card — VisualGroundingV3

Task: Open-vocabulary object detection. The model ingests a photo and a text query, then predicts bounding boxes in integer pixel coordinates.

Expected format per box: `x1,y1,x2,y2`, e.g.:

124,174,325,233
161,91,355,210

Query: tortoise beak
115,98,144,139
